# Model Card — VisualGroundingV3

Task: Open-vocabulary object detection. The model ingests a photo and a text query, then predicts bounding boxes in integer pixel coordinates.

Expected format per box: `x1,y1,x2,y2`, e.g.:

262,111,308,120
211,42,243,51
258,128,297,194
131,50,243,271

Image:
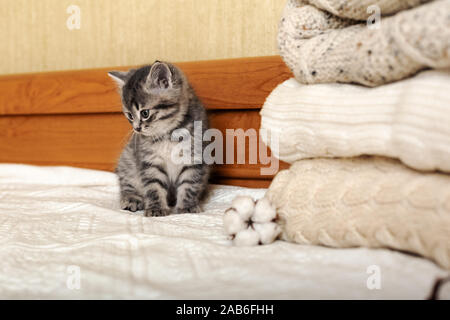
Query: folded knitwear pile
225,0,450,270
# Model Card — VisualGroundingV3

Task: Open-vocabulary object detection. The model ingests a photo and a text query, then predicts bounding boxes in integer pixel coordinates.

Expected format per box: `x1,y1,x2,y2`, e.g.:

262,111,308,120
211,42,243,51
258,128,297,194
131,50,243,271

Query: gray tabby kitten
108,61,209,217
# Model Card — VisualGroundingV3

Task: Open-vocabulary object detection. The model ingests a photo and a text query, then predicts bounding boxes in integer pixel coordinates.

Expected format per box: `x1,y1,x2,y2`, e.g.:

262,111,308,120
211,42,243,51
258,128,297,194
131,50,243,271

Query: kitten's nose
134,126,141,132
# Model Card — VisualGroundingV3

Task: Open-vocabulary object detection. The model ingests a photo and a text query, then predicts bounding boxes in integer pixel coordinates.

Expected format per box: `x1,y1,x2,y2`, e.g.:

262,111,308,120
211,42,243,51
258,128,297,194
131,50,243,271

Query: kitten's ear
147,61,173,90
108,70,129,88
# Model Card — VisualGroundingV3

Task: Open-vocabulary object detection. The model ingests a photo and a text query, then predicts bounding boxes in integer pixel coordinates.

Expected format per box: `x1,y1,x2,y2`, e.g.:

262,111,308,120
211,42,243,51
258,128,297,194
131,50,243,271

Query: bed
0,56,447,299
0,164,446,299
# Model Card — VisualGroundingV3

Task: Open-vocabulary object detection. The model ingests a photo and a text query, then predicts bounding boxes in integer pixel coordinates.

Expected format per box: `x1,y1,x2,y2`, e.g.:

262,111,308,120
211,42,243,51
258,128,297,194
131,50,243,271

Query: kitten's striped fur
108,61,209,217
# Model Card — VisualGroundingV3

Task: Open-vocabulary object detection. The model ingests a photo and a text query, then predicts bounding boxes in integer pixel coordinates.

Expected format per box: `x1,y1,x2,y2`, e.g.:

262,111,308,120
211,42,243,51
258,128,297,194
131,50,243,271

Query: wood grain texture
0,56,292,115
0,0,286,75
0,111,289,186
0,56,291,187
212,178,273,189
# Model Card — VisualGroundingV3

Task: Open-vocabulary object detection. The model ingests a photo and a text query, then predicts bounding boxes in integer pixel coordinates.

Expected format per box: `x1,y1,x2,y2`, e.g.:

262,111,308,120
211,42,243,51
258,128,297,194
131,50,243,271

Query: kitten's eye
141,109,150,119
126,112,133,121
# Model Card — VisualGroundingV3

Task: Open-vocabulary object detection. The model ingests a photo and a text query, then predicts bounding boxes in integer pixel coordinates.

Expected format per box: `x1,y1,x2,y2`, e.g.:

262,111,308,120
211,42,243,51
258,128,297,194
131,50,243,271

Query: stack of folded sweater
227,0,450,270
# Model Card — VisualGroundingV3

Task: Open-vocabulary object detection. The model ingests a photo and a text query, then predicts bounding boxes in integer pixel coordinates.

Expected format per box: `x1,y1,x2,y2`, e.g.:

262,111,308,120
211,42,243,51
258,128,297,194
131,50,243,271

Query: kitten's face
108,61,188,139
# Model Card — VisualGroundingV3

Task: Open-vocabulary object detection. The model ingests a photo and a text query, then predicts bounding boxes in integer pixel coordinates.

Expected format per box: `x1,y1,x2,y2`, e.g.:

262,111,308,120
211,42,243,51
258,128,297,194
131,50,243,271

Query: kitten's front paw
176,205,201,214
121,196,144,212
144,207,171,217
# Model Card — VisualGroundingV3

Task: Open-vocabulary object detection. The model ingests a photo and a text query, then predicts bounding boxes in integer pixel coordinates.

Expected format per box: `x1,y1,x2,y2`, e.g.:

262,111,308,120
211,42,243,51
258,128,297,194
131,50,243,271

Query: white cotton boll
223,209,246,235
233,228,260,246
252,197,277,223
231,196,255,220
253,222,281,245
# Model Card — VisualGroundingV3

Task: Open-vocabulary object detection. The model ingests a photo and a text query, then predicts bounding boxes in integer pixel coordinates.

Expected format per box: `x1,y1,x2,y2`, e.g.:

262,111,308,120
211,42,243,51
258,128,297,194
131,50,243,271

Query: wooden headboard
0,56,291,188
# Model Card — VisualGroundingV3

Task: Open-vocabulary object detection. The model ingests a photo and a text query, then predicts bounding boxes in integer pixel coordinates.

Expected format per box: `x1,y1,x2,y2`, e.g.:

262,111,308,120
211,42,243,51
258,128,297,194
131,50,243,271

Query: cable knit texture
278,0,450,86
265,157,450,270
260,69,450,173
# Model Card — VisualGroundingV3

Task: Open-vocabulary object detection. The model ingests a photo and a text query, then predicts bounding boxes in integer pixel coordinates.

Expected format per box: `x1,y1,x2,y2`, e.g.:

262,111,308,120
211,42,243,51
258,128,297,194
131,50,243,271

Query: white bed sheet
0,164,447,299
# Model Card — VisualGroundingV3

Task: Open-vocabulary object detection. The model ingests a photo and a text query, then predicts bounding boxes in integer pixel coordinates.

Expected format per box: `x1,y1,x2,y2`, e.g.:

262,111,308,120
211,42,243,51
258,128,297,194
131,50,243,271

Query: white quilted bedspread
0,164,447,299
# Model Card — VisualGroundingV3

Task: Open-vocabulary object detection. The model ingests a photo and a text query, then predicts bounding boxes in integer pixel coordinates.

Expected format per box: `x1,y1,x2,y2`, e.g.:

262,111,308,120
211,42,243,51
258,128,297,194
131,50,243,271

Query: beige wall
0,0,285,75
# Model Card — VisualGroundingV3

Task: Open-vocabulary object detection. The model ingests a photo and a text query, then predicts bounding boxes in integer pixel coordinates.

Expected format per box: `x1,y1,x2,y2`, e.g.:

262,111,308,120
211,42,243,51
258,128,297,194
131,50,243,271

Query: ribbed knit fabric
260,69,450,173
266,156,450,269
278,0,450,86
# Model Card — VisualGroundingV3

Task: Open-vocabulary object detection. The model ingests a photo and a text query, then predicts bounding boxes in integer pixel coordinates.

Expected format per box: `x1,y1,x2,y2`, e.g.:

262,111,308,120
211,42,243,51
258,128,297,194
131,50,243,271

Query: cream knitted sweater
278,0,450,86
260,69,450,173
266,156,450,270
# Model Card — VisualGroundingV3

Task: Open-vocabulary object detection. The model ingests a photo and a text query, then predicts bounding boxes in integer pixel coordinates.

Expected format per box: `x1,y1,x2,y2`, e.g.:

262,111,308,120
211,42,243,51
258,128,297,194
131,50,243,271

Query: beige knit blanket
278,0,450,86
265,156,450,270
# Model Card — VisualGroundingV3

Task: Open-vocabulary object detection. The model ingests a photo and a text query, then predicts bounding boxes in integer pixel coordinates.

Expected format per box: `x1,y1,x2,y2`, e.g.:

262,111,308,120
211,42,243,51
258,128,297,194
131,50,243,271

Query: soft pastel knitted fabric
266,156,450,270
278,0,450,86
260,69,450,173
